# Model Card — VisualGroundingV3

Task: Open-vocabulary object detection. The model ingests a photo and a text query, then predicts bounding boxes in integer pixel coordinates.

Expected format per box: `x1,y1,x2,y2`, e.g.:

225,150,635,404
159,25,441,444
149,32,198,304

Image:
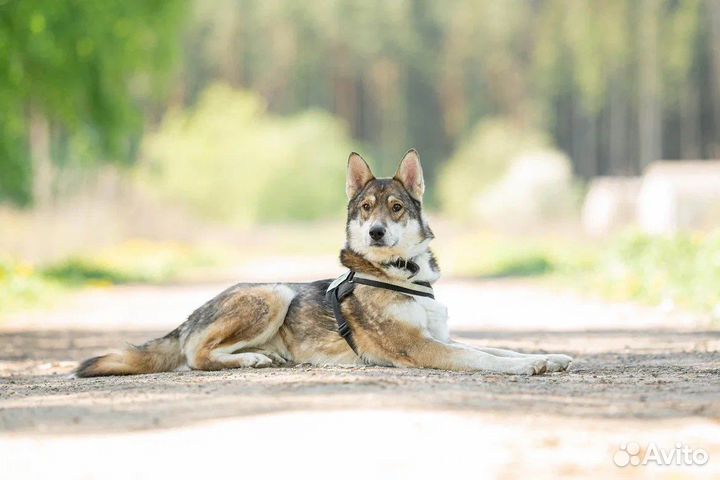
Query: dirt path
1,276,719,479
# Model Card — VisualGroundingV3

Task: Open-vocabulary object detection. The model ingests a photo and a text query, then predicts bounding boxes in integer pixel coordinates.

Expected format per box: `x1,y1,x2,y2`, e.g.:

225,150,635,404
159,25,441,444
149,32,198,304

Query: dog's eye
362,203,371,211
392,204,403,213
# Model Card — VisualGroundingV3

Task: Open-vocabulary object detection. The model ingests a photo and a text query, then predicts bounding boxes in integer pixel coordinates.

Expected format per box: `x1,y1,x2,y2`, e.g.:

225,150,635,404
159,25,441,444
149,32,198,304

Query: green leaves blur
0,0,186,204
599,231,720,310
140,85,354,224
438,118,549,218
2,0,719,209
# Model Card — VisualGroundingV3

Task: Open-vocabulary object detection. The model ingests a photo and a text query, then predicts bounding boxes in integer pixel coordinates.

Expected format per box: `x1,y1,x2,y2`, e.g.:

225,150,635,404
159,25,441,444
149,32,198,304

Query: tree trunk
572,92,599,179
708,0,720,157
680,82,701,159
608,75,628,174
638,0,662,170
29,107,53,207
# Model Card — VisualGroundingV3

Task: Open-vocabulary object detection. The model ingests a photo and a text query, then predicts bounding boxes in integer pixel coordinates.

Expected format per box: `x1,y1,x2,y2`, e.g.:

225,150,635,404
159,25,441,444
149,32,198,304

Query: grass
442,229,720,315
485,253,554,278
3,224,718,319
41,240,221,286
438,231,596,279
0,260,65,313
0,223,342,317
583,231,720,313
42,259,141,285
0,240,223,315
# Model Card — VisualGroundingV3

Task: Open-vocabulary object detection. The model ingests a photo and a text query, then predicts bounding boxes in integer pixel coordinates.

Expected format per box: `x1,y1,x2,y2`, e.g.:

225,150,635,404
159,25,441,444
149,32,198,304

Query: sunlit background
1,0,720,319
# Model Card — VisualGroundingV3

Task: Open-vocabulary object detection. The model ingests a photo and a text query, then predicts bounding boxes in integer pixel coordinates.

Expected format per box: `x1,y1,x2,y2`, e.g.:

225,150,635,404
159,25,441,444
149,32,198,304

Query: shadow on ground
1,328,719,434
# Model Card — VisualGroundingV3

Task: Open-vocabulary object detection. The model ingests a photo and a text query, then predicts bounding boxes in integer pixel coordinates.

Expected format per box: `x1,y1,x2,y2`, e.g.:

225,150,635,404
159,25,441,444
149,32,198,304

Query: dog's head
345,149,433,263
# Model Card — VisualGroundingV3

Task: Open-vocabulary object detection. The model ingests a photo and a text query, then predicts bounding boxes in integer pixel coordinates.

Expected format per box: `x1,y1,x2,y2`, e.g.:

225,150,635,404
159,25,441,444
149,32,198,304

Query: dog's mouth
369,239,398,248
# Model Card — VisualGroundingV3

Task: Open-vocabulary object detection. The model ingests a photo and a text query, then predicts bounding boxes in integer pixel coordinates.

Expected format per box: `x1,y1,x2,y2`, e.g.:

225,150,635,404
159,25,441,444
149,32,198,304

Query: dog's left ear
394,149,425,201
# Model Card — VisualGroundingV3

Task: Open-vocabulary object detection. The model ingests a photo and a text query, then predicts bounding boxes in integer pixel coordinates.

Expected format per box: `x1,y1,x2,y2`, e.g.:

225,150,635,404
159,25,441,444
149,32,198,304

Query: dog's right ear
346,152,375,199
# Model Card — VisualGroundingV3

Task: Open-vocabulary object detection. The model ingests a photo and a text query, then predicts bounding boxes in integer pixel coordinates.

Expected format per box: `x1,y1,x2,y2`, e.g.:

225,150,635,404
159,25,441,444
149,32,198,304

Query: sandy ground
1,265,719,479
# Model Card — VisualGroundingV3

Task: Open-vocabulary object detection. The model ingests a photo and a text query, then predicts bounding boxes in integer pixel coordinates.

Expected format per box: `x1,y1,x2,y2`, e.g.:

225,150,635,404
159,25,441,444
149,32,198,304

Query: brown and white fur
75,149,572,377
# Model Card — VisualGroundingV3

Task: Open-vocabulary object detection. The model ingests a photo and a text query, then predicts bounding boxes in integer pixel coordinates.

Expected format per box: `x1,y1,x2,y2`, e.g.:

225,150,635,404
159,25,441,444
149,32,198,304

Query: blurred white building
581,161,720,235
581,177,642,236
473,150,578,231
637,161,720,234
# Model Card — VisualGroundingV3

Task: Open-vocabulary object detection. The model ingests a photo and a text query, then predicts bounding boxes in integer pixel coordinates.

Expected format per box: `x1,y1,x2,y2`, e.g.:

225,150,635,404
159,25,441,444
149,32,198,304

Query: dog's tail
74,329,184,377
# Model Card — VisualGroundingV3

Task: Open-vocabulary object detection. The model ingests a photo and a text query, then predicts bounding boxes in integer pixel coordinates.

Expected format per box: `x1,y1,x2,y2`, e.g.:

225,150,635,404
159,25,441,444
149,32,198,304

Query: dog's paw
262,351,290,366
545,354,572,372
243,353,274,368
511,358,547,375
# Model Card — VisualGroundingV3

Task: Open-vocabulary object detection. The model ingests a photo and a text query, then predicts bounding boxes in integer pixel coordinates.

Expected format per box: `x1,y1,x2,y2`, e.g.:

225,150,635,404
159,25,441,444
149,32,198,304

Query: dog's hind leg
467,345,572,372
185,284,296,371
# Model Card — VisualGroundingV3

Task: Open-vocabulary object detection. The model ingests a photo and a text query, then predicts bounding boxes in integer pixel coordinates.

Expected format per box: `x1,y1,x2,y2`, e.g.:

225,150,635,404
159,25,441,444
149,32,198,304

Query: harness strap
352,272,434,298
327,272,359,354
325,270,435,356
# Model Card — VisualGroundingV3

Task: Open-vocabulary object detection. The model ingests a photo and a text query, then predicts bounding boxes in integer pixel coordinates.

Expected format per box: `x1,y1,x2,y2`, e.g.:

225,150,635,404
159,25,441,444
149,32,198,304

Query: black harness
325,267,435,356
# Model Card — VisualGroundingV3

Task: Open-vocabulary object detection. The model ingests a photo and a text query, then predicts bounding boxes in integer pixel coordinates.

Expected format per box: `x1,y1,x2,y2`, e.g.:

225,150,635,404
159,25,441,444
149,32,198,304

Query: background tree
0,0,186,205
2,0,719,207
181,0,718,187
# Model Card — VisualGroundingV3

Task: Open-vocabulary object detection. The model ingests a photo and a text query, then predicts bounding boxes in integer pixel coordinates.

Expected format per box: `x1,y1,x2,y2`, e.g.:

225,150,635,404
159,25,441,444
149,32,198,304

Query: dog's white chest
417,296,450,342
392,296,449,342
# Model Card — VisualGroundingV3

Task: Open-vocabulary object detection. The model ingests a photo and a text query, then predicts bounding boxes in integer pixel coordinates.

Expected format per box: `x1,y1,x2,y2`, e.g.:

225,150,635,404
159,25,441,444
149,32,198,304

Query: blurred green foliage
140,84,355,224
42,259,137,286
0,258,62,313
0,0,186,204
592,231,720,311
42,240,219,286
186,0,720,185
487,254,555,278
437,118,548,218
2,0,719,214
440,232,595,279
447,230,720,313
0,240,219,314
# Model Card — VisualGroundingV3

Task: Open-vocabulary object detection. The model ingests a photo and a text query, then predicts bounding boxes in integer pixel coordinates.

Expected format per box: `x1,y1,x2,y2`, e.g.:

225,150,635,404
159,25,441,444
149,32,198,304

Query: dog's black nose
369,225,386,241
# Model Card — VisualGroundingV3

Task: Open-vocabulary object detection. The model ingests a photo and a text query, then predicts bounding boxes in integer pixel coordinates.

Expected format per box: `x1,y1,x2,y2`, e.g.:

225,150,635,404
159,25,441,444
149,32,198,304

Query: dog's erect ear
394,149,425,201
346,152,375,199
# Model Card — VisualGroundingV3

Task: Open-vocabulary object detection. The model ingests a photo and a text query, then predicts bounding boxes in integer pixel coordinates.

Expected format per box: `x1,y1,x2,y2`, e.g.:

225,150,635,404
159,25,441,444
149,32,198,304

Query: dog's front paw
511,358,547,375
545,354,573,372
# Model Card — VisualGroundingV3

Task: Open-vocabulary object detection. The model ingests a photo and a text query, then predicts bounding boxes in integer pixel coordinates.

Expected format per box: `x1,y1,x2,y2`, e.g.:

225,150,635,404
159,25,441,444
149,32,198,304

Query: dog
75,149,572,377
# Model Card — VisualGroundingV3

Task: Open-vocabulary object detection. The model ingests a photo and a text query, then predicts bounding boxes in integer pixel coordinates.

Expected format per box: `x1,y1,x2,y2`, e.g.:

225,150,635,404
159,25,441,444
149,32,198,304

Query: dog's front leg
399,338,548,375
450,343,573,372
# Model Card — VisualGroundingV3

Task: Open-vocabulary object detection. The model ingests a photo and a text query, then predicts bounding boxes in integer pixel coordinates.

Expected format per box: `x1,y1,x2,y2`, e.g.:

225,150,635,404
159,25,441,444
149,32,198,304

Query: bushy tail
75,330,183,377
